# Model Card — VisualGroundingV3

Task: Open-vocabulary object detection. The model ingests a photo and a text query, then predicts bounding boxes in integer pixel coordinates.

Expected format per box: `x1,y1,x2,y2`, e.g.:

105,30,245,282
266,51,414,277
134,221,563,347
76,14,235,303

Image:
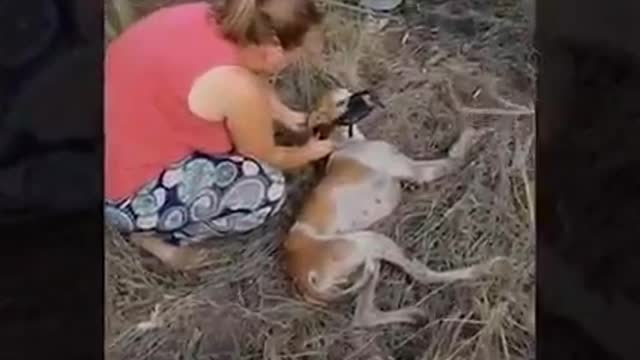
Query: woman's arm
188,67,333,170
268,87,307,132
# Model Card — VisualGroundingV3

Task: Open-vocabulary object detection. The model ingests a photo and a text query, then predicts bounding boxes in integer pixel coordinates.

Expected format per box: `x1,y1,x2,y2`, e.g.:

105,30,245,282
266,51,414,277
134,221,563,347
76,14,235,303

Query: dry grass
105,1,535,359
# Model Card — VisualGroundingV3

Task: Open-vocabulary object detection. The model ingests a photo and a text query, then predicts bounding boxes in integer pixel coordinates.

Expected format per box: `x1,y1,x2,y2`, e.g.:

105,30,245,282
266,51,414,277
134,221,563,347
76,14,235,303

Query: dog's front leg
404,128,486,183
352,261,425,328
378,150,458,184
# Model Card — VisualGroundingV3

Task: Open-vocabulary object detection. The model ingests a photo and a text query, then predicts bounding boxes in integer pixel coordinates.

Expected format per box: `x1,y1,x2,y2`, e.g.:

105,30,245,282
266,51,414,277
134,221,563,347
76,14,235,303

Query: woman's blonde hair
210,0,323,50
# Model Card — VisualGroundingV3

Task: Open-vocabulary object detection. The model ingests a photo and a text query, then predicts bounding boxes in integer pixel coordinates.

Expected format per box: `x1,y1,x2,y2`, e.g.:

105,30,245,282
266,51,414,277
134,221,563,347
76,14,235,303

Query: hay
106,1,535,359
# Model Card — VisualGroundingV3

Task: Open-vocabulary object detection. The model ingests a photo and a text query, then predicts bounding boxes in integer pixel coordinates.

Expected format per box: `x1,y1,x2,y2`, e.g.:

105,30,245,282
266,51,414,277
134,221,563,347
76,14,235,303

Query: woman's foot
130,233,215,271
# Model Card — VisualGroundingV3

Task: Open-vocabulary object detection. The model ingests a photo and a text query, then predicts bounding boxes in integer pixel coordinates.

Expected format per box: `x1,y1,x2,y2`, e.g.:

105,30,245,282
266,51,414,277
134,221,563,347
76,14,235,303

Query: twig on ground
112,0,136,30
136,303,163,330
322,0,395,18
105,19,118,41
445,78,534,117
514,133,535,235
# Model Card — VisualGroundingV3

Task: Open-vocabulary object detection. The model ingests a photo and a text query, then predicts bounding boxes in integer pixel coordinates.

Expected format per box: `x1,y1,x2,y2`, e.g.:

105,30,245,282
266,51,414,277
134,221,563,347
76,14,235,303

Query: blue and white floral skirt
105,153,286,246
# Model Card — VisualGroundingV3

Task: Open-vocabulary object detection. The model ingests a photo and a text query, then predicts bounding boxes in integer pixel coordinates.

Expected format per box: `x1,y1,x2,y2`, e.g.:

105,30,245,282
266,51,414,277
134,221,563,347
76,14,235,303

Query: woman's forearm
268,86,306,129
261,145,314,170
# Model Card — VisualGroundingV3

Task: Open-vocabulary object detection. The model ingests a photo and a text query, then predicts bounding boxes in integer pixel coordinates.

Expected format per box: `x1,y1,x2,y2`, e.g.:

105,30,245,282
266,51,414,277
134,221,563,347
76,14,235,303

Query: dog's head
307,88,353,134
307,87,383,141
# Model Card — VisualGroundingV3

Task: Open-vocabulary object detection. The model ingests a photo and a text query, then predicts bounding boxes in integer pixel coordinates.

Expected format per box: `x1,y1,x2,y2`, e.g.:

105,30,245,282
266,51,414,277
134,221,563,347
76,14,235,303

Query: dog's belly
332,172,401,233
333,140,402,174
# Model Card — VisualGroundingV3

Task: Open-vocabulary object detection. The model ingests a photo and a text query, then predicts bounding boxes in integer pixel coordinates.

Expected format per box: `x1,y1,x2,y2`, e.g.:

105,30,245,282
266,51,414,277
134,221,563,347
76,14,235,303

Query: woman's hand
268,87,309,133
189,66,329,170
302,136,335,160
275,109,307,133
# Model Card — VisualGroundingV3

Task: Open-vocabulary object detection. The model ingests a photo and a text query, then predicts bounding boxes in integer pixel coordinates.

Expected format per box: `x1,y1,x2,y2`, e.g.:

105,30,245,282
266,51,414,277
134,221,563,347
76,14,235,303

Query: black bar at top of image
536,0,640,359
0,0,103,359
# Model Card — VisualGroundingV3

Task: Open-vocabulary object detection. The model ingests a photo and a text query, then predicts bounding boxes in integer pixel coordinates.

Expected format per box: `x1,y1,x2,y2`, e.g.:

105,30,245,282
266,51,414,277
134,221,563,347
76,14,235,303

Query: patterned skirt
105,153,286,245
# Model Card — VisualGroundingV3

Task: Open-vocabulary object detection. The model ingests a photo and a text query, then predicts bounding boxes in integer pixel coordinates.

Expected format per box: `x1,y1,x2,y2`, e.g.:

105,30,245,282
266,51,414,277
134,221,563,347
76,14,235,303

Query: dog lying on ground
283,88,510,327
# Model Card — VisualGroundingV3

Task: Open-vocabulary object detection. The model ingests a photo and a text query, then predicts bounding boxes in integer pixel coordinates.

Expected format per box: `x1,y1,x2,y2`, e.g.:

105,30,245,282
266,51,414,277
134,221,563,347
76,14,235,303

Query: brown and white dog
283,88,510,327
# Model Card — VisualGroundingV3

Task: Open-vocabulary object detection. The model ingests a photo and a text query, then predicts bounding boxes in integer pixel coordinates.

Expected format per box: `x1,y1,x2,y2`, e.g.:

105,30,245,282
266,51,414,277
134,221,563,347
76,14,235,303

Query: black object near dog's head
335,89,384,126
313,89,384,139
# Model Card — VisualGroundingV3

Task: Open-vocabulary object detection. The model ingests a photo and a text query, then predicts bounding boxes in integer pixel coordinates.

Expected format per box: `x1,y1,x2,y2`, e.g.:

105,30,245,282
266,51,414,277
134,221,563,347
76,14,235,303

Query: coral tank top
105,2,239,201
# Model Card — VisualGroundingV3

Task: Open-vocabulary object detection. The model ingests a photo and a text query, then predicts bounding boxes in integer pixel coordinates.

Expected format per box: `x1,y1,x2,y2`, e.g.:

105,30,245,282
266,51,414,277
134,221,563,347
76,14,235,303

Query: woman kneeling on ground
105,0,331,270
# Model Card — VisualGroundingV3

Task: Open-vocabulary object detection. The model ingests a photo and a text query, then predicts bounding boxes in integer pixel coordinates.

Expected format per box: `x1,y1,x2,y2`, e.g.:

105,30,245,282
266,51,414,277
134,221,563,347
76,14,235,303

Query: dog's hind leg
348,231,509,327
348,231,511,285
352,261,425,328
447,127,489,160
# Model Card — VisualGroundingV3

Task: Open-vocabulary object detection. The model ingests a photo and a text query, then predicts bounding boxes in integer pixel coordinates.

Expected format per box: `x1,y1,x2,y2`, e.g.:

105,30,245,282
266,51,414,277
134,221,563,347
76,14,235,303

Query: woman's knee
104,202,136,234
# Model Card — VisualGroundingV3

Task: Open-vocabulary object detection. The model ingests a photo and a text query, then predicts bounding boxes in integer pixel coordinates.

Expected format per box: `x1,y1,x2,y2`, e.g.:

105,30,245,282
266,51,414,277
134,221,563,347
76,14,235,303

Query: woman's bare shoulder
188,65,266,121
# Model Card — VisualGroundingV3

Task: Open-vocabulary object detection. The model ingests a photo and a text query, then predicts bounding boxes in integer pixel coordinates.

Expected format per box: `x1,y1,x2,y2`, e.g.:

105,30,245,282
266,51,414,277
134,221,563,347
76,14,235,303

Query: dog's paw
484,256,513,277
448,127,491,159
436,158,464,177
352,307,426,328
401,306,428,324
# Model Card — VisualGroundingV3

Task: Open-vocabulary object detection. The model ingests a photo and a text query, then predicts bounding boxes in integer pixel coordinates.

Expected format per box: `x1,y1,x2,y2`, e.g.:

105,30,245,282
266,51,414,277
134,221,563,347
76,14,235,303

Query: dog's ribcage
328,141,403,233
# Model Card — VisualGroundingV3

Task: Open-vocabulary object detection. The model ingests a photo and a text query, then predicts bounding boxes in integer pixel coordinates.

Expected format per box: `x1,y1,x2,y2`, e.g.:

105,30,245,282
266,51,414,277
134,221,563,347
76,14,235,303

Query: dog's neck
290,221,335,240
291,221,320,237
329,125,362,145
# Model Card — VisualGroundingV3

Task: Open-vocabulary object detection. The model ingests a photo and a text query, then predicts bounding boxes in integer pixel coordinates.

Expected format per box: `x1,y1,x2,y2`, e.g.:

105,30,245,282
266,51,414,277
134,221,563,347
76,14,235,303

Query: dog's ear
308,88,353,135
328,88,354,119
307,110,331,130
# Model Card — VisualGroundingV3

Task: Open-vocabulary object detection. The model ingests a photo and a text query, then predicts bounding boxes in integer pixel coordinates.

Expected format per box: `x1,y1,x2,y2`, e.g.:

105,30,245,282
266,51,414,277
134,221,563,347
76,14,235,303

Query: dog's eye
336,99,348,108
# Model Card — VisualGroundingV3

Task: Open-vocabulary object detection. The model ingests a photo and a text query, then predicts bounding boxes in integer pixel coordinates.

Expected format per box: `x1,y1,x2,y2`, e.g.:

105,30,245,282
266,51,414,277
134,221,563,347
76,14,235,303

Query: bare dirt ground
105,1,536,359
